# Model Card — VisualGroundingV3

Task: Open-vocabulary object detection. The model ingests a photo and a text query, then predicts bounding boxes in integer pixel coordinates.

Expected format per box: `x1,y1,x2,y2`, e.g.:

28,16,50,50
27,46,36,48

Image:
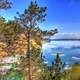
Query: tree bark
27,30,32,80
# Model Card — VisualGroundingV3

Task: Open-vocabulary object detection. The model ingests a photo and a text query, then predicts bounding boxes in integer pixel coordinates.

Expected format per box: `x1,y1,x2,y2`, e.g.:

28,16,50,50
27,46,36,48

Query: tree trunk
27,30,32,80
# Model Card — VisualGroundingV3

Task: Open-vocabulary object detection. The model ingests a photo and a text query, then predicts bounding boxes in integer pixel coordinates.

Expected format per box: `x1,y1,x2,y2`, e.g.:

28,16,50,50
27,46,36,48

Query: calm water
42,41,80,65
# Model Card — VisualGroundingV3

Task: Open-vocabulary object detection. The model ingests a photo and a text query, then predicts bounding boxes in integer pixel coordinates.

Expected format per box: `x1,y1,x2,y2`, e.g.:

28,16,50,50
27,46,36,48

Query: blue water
42,41,80,65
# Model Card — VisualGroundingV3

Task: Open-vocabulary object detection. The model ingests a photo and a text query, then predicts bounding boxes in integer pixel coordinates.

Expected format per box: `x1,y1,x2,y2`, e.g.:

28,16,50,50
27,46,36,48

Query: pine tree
15,1,47,80
52,53,63,80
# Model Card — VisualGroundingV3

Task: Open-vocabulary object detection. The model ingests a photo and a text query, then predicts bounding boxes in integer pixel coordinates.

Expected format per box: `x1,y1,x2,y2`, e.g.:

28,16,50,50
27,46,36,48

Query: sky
0,0,80,33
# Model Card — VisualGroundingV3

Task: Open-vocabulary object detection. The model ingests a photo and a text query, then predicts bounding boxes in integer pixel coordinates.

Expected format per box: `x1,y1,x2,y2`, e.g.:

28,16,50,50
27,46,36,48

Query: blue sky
0,0,80,33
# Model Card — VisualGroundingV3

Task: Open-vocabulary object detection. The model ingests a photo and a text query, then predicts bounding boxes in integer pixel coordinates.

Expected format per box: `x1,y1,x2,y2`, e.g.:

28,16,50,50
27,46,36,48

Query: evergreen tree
15,1,58,80
15,1,47,79
52,53,63,80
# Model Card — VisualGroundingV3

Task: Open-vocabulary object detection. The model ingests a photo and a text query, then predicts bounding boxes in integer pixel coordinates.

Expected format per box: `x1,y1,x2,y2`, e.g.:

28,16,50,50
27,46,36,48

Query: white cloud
72,57,80,60
50,33,80,39
42,41,80,49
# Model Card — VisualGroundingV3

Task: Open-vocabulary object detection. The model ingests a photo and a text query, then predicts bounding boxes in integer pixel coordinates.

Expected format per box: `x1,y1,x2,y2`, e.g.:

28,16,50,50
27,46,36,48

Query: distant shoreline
49,39,80,41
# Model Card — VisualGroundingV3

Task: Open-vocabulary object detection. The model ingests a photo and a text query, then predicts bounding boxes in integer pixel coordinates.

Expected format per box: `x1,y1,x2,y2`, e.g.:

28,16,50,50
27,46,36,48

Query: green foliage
15,1,47,29
70,64,80,80
0,18,21,44
40,71,53,80
4,70,25,80
0,16,6,34
39,53,68,80
4,21,20,45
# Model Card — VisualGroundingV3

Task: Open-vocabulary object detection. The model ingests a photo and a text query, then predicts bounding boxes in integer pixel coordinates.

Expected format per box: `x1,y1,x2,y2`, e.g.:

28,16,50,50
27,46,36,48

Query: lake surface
42,41,80,66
